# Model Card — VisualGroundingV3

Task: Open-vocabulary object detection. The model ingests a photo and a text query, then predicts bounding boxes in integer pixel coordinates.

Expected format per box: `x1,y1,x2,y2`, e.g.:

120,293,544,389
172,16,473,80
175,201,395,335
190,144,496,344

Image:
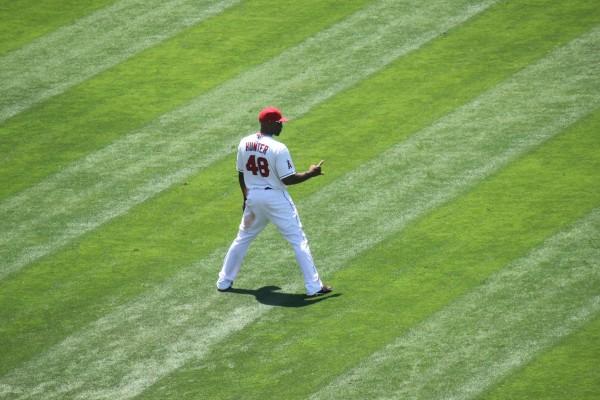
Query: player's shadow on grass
227,285,340,307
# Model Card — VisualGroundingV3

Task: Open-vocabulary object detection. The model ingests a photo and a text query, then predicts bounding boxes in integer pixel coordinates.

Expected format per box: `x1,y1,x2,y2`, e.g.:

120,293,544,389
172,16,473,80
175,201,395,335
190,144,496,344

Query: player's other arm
239,171,248,209
282,160,324,185
235,144,248,209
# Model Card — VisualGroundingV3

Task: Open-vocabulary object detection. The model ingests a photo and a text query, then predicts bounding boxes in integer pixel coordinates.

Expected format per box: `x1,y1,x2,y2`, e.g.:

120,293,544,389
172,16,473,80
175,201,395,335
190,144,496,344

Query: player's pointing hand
310,160,325,176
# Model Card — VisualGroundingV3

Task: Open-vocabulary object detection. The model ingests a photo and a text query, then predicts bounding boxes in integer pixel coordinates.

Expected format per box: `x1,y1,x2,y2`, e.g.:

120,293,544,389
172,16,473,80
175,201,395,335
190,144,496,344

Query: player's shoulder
263,135,288,151
268,137,287,148
254,134,288,151
238,133,288,154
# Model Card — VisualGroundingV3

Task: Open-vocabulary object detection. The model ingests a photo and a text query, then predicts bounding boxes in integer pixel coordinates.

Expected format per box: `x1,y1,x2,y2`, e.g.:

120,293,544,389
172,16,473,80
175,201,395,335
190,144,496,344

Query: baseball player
216,106,332,297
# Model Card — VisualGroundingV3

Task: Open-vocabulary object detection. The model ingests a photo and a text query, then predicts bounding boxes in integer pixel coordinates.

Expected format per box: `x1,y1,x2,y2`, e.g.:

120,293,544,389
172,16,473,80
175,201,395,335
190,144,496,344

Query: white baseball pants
217,188,323,295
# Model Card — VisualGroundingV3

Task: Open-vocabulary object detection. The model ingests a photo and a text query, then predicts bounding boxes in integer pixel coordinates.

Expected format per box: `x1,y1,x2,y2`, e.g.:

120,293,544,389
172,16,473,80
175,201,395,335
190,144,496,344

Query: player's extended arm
282,160,324,186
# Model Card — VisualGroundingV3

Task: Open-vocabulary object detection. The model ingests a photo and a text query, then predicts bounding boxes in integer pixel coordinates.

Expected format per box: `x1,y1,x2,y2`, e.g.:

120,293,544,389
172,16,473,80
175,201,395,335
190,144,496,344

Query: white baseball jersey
236,133,296,190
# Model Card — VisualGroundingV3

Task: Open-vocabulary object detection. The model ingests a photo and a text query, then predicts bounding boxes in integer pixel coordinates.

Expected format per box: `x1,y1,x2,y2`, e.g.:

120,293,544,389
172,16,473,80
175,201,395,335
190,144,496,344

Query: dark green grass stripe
0,0,372,199
135,99,600,400
0,0,116,56
480,314,600,400
0,0,596,378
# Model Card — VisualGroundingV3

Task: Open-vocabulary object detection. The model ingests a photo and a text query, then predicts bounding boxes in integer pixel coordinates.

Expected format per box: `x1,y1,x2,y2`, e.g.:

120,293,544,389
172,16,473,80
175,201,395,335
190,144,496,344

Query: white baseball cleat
307,285,333,297
216,280,233,292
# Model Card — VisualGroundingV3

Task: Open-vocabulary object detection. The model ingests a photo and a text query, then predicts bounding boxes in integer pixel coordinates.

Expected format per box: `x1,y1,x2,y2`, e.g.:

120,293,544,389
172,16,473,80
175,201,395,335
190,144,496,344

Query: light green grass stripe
0,0,240,123
0,0,498,279
311,209,600,400
0,27,597,400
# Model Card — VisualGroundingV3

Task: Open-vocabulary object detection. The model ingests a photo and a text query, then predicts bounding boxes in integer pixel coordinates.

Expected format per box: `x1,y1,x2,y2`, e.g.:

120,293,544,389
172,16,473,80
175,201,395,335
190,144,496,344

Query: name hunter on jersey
245,141,269,155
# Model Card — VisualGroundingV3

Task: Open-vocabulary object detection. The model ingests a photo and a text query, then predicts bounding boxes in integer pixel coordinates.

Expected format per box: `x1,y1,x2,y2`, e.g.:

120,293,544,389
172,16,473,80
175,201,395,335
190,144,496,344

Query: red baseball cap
258,106,288,123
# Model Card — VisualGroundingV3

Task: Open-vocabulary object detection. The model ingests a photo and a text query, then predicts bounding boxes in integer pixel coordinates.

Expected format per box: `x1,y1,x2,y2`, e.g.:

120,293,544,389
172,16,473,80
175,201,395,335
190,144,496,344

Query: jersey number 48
246,155,270,177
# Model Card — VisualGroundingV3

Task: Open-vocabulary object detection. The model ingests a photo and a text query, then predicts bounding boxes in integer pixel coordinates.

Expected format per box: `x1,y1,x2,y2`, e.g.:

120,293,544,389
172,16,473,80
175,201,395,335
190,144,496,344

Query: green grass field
1,0,599,398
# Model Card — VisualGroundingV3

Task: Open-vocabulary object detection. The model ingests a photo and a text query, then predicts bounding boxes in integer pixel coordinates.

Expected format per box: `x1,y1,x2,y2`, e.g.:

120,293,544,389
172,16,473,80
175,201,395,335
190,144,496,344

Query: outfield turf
0,0,599,399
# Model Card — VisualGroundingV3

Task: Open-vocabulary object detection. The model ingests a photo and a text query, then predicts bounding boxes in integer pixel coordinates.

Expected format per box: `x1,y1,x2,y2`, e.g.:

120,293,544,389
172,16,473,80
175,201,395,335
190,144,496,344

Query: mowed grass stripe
2,27,597,399
0,0,499,279
1,0,591,379
0,0,241,123
0,0,116,56
148,105,600,399
313,210,600,400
